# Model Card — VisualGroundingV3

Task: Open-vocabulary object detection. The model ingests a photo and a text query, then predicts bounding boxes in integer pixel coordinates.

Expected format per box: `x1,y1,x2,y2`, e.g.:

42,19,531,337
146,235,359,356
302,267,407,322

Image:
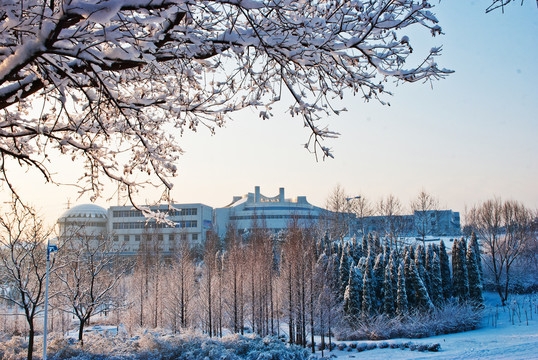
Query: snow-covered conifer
373,253,385,308
471,231,483,283
374,234,382,256
396,263,408,315
404,252,416,307
439,240,452,300
362,261,374,316
389,252,398,306
467,236,484,304
338,247,352,300
383,265,395,315
362,234,369,257
414,245,430,297
429,252,443,306
452,238,469,302
343,266,362,320
407,255,434,311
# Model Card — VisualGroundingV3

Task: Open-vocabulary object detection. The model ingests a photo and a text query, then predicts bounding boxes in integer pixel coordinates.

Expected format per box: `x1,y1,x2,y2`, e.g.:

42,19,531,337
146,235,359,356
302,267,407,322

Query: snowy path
319,319,538,360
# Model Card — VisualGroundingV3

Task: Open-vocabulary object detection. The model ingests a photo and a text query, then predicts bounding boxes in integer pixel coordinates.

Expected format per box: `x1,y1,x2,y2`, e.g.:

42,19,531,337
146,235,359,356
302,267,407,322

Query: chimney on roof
279,187,285,202
255,186,260,202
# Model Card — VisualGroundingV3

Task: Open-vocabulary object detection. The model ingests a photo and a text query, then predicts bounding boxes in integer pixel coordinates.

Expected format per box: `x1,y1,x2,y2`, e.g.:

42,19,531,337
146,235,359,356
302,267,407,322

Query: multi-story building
108,203,213,254
58,203,213,255
214,186,326,238
355,210,461,238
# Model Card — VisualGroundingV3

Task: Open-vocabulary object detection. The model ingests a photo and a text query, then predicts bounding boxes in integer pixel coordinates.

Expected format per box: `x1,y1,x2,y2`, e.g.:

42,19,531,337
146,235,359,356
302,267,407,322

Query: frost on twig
0,0,451,206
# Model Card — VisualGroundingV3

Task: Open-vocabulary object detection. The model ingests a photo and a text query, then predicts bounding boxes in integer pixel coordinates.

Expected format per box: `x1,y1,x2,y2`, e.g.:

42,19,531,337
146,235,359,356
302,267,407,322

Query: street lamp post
43,240,58,360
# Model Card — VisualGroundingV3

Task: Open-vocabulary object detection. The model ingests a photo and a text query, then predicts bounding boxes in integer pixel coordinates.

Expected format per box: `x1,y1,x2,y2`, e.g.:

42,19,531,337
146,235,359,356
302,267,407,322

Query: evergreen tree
388,251,398,306
374,234,382,255
351,237,362,264
362,234,369,257
396,263,408,315
439,240,452,300
407,255,434,311
452,238,469,302
373,253,385,309
471,231,483,283
425,245,434,295
383,265,395,315
414,245,430,298
467,236,484,304
343,266,362,320
362,260,374,316
404,252,416,307
429,252,443,306
338,246,352,300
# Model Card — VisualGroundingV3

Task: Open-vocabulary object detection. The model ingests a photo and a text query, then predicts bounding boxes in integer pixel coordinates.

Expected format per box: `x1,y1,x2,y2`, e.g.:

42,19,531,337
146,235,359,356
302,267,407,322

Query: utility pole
43,240,58,360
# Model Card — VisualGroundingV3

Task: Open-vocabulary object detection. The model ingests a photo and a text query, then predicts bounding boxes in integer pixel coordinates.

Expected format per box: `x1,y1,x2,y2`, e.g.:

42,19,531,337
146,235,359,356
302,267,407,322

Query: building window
135,235,140,242
192,233,198,241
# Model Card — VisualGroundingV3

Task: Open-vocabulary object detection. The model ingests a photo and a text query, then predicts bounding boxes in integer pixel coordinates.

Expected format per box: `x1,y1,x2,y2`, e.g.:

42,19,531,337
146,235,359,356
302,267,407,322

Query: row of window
112,208,198,218
113,233,199,242
230,214,321,221
112,220,198,230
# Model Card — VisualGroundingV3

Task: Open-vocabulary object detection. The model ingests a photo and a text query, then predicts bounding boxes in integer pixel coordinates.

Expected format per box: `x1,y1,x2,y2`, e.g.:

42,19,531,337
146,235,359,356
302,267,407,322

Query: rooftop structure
214,186,326,237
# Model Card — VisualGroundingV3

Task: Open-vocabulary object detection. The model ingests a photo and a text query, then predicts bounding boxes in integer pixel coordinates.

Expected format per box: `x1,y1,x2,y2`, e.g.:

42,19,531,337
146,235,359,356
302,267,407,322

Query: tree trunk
27,325,34,360
78,318,86,347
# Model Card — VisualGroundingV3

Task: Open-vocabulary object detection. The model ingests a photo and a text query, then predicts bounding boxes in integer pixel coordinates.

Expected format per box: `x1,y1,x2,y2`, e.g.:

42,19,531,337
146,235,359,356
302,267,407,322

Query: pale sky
4,1,538,226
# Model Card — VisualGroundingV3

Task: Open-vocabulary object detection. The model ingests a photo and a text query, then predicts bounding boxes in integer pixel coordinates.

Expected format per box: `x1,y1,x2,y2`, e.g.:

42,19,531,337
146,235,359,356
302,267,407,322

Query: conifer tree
373,253,385,309
362,261,374,316
452,238,469,302
429,252,443,306
414,245,430,298
404,252,416,307
338,246,352,300
383,265,395,315
407,255,434,311
343,266,362,320
425,244,434,296
389,251,398,303
351,237,362,264
470,231,483,283
362,234,369,257
467,236,484,304
374,234,382,255
396,263,408,315
439,240,452,300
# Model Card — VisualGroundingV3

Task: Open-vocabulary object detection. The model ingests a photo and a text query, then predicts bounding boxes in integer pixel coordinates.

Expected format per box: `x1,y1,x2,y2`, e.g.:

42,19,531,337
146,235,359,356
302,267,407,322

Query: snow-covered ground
317,293,538,360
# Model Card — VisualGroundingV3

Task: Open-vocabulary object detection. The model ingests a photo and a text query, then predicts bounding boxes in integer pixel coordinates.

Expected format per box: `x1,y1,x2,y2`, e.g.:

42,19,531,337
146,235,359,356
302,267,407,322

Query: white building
108,203,213,254
214,186,326,238
57,203,109,240
58,203,213,255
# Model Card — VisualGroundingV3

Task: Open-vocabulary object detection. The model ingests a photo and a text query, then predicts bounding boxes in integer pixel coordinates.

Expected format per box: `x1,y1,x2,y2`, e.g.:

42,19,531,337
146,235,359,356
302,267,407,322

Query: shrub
338,300,482,340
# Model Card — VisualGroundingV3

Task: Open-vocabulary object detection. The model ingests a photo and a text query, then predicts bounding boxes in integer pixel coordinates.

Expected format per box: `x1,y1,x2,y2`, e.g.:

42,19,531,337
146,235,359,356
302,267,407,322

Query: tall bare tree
325,185,358,242
352,196,374,238
377,194,406,255
0,202,54,360
410,189,440,244
55,232,130,346
467,198,535,305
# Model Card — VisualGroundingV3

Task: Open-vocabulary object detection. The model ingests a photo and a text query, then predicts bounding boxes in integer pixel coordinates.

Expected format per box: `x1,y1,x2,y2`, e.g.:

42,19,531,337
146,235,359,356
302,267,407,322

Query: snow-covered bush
0,336,27,360
338,300,482,340
40,332,311,360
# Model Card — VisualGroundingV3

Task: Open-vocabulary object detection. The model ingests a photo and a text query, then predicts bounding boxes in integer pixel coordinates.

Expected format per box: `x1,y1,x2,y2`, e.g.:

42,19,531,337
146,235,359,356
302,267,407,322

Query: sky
4,1,538,226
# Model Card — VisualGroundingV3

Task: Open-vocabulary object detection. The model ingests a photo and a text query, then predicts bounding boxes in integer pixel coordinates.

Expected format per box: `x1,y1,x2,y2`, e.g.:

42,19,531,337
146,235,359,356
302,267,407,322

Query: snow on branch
0,0,451,201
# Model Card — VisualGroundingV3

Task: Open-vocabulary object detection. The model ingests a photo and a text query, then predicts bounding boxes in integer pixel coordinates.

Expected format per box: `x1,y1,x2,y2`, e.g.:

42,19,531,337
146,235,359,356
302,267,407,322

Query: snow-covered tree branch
0,0,451,199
